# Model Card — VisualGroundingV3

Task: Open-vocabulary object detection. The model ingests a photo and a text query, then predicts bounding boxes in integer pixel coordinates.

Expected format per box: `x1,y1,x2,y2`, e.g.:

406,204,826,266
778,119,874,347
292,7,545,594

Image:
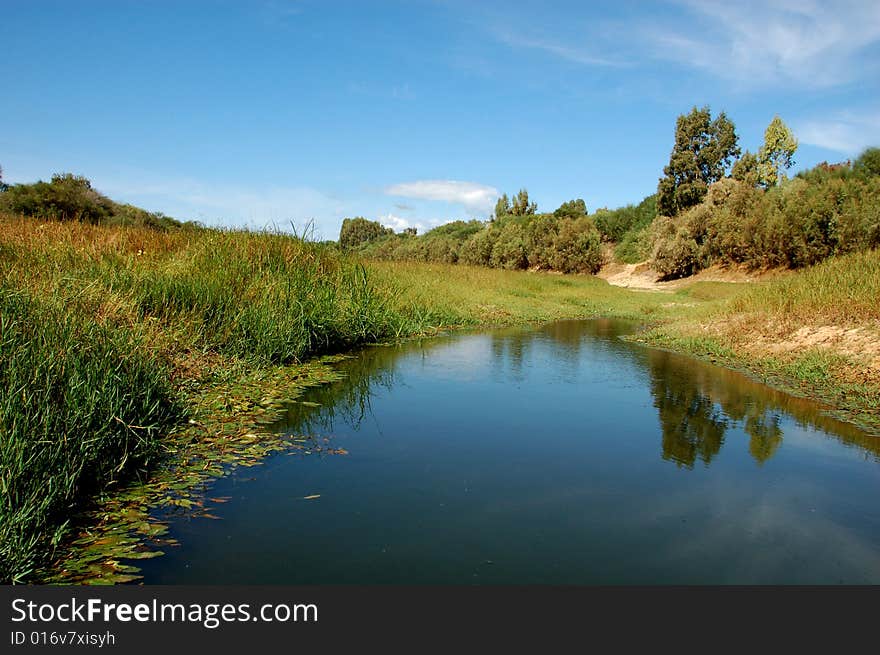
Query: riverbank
2,215,878,582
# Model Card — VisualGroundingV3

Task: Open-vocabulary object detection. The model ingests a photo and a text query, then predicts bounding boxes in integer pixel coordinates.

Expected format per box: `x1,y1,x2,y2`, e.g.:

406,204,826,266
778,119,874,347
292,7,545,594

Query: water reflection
283,319,878,468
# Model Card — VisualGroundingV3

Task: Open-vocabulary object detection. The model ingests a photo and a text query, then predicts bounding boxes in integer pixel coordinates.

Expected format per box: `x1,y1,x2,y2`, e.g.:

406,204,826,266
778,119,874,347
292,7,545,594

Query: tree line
342,106,879,279
341,190,606,274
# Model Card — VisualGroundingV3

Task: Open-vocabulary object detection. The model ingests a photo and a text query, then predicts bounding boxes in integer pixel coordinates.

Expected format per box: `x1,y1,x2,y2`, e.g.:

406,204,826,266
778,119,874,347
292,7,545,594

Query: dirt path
597,260,785,292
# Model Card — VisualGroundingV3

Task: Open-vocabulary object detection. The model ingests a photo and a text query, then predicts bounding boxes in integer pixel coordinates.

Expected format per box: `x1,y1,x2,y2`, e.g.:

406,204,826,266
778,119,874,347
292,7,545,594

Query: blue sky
2,0,879,239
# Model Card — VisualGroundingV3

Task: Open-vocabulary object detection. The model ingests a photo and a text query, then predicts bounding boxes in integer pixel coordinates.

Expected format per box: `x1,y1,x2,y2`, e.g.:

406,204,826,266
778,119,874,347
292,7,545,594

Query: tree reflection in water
276,320,878,468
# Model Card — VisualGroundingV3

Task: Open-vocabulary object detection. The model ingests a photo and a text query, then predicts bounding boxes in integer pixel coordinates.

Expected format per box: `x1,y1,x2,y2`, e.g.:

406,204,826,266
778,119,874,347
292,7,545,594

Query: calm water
139,319,880,584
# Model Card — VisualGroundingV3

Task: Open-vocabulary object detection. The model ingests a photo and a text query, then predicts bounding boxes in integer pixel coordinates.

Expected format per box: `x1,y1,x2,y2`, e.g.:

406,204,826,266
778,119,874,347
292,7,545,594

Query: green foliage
458,227,499,266
0,173,187,229
650,167,880,278
490,221,529,269
423,219,484,240
496,189,537,218
553,198,588,219
657,106,741,216
511,188,537,216
494,193,511,219
594,194,657,242
757,116,798,188
614,226,653,263
338,216,393,250
1,173,115,223
546,215,605,273
359,211,605,275
650,215,702,279
853,147,880,178
731,150,759,187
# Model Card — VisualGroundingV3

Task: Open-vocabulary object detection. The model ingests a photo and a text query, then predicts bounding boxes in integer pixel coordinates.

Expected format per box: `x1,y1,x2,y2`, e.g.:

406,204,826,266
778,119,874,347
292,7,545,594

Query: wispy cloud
492,30,626,68
462,0,880,89
642,0,880,88
100,175,347,238
385,179,499,214
795,110,880,155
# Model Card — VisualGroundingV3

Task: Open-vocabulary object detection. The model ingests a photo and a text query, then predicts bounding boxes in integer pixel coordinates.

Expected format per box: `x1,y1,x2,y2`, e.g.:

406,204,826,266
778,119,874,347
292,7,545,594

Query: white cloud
379,213,426,233
795,110,880,155
385,179,499,214
643,0,880,88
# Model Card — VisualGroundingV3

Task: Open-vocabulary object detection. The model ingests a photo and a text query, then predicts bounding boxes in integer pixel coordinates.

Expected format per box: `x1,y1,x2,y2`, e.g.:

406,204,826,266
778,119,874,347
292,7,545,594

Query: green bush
0,174,115,223
650,167,880,277
651,217,701,279
459,227,498,266
0,174,188,230
594,194,657,242
339,217,393,250
853,147,880,178
490,222,529,269
547,215,605,273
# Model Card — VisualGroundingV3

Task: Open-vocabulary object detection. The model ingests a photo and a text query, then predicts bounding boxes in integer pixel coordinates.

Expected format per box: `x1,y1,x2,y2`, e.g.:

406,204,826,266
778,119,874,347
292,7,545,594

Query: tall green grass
0,288,183,582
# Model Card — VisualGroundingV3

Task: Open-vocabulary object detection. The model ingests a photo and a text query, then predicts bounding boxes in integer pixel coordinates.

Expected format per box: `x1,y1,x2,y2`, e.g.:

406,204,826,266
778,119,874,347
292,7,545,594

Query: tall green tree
756,116,797,188
657,106,741,216
510,188,537,216
494,193,511,219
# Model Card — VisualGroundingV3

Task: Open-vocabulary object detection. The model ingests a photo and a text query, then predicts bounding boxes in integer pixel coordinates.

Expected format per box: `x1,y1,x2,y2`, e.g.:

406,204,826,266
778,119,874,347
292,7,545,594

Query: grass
367,260,676,325
0,288,183,582
721,249,880,327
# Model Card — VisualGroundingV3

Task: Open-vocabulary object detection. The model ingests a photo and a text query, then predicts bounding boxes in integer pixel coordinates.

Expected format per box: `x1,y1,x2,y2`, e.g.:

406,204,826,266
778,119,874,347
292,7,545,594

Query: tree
731,150,759,187
338,217,393,249
494,193,510,219
0,165,7,192
756,116,797,188
853,147,880,177
510,188,537,216
657,106,741,216
553,198,588,219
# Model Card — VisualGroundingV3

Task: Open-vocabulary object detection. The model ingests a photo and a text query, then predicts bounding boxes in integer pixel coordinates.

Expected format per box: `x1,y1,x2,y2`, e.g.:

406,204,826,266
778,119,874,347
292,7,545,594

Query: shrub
853,147,880,178
594,194,657,243
650,166,880,277
0,174,115,223
547,216,605,273
490,222,529,269
339,217,393,250
0,174,188,230
459,227,498,266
